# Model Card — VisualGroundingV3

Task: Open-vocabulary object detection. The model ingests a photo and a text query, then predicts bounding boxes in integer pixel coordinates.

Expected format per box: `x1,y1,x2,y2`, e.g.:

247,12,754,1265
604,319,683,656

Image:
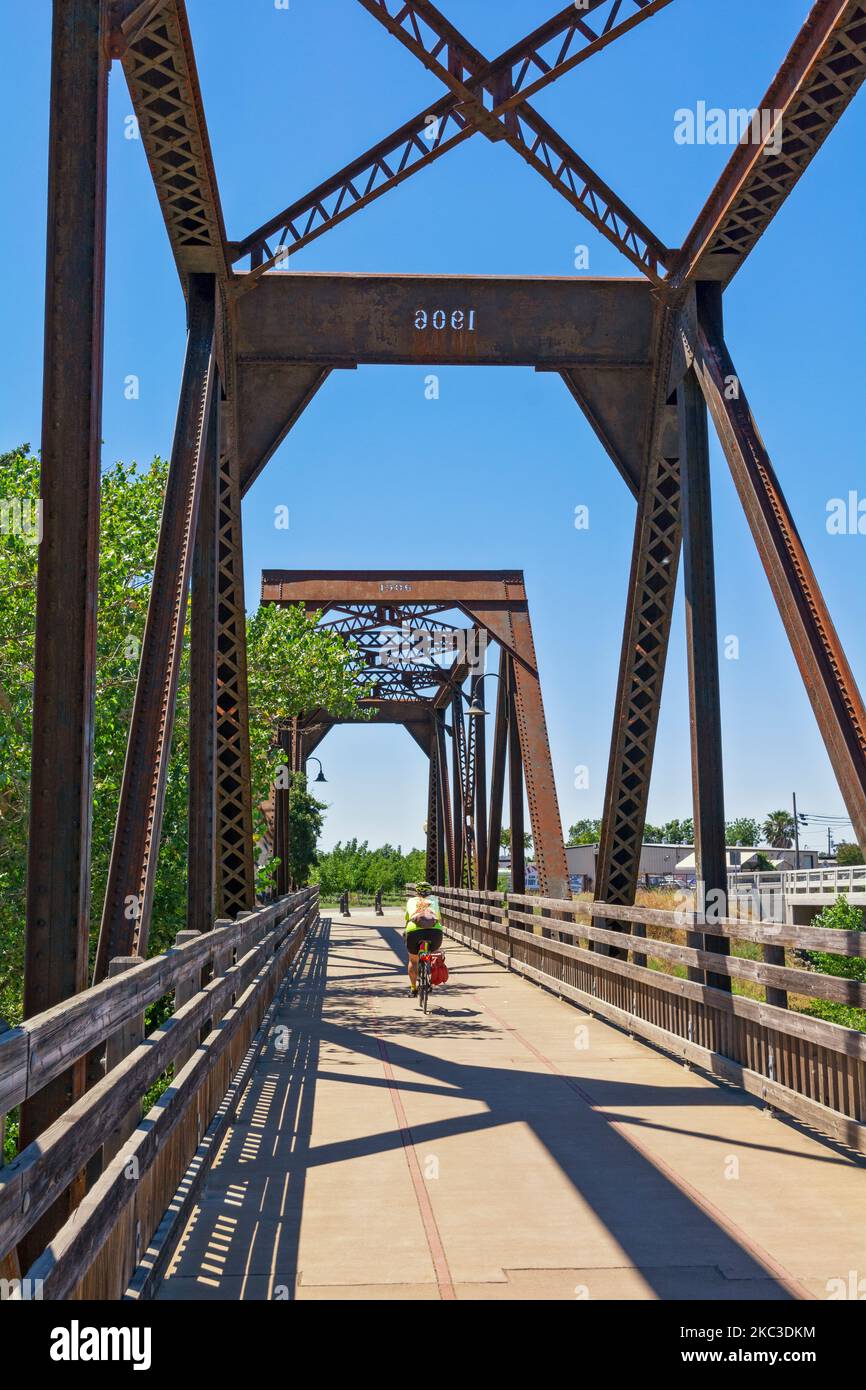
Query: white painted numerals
414,308,477,332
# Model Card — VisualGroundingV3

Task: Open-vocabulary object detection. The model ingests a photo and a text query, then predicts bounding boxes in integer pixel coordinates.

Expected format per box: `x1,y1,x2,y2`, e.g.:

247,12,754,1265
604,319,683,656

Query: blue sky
2,0,864,852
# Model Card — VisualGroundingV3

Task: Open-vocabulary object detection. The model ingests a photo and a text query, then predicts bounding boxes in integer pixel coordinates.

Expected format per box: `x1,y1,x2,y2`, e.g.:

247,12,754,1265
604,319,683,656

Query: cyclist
404,880,443,997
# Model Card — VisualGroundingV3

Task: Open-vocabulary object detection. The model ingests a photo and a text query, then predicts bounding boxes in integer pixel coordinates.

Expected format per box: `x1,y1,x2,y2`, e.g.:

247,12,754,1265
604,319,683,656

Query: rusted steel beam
356,0,669,280
187,388,219,936
595,303,682,936
678,339,731,992
120,0,228,283
236,0,673,277
687,304,866,851
235,273,654,370
358,0,673,114
466,597,569,899
95,275,216,981
471,673,488,887
486,648,510,890
507,657,527,896
436,711,456,885
215,408,257,918
451,690,467,886
670,0,866,288
20,0,109,1264
426,724,442,885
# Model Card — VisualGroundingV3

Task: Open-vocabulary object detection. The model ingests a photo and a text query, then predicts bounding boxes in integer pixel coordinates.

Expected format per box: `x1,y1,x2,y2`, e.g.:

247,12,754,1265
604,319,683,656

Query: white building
564,842,819,891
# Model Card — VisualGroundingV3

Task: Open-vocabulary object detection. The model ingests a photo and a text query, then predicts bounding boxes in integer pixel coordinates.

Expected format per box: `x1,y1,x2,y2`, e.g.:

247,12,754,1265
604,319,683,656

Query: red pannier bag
430,953,448,985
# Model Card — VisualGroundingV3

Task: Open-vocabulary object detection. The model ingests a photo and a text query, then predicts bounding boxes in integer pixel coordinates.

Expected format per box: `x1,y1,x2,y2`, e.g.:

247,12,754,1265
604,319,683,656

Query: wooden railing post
0,1020,22,1286
173,930,201,1072
103,959,145,1164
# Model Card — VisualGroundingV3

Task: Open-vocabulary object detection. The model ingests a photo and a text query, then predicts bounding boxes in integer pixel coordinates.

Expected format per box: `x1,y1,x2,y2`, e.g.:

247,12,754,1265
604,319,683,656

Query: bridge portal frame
260,570,570,900
19,0,866,1259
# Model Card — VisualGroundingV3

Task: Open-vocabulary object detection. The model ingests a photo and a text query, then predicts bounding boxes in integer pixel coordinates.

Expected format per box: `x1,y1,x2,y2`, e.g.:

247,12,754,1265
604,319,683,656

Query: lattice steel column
679,351,731,990
475,669,489,884
595,306,681,938
426,725,442,885
215,405,256,917
188,387,219,935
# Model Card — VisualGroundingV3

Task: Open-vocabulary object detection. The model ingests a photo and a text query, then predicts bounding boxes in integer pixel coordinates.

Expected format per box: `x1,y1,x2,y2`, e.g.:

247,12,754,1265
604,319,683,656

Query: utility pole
793,792,801,869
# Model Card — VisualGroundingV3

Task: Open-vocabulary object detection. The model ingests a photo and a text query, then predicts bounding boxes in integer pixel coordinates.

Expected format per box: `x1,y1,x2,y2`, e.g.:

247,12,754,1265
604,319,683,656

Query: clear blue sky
2,0,864,852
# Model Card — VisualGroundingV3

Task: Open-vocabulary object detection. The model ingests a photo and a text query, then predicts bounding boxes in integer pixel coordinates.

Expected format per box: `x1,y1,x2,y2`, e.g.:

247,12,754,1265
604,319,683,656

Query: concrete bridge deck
158,910,865,1302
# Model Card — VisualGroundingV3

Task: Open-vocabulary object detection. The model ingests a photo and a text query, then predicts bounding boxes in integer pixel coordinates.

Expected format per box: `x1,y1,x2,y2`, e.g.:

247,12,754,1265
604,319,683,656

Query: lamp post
306,756,327,784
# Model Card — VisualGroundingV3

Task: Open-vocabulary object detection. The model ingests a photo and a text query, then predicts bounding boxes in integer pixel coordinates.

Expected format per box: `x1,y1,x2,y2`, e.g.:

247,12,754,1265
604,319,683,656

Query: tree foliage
245,602,370,885
312,839,426,897
762,809,795,848
0,447,370,1026
802,894,866,1031
836,842,864,866
725,817,761,846
499,827,532,851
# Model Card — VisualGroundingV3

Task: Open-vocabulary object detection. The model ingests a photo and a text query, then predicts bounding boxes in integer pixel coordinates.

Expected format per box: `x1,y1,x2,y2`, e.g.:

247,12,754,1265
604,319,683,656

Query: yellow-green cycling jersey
404,894,442,937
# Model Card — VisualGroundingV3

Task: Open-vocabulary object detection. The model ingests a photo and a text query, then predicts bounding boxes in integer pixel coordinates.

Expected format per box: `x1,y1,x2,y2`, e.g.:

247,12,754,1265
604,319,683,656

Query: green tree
726,816,761,845
500,827,533,851
659,818,694,844
837,842,865,866
567,818,602,846
0,448,188,1022
802,895,866,1031
0,448,373,1026
313,840,425,898
762,809,795,849
245,602,370,887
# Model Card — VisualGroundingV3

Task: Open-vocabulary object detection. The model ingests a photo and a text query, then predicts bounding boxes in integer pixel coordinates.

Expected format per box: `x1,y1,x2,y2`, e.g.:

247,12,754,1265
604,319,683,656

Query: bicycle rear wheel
419,957,430,1013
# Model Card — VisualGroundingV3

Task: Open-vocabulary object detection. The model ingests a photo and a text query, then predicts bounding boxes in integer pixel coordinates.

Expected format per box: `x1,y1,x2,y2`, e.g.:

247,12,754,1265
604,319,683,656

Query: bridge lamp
306,756,327,784
466,671,502,718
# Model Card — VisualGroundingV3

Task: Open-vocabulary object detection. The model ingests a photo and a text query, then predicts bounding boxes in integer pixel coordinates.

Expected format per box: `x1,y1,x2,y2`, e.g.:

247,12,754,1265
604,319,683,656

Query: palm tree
762,810,795,849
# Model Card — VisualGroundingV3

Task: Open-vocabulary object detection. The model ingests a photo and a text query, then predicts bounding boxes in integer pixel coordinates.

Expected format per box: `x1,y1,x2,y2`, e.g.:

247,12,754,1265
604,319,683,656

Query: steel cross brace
236,0,672,280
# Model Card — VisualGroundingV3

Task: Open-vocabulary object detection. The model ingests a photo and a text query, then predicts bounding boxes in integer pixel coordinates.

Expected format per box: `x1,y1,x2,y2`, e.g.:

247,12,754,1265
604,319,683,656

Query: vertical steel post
486,647,510,889
679,320,731,993
508,658,526,895
20,0,109,1259
472,672,488,888
436,711,455,885
188,389,219,935
425,724,441,885
451,690,466,886
215,402,257,917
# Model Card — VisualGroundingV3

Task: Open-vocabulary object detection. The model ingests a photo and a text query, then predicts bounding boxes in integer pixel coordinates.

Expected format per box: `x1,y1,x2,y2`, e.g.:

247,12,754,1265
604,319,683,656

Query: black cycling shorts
406,927,443,956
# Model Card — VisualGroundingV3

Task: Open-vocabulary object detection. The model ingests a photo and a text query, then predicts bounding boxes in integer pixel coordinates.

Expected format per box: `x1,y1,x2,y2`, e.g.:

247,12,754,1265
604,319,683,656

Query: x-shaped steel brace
234,0,673,283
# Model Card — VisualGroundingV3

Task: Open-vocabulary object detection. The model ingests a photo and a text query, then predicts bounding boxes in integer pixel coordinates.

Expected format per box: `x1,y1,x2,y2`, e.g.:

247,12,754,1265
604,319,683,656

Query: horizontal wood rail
0,888,319,1298
435,887,866,1153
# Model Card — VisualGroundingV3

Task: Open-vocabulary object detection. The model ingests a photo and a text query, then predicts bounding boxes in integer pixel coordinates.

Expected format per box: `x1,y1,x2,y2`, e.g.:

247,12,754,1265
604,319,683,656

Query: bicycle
416,938,433,1013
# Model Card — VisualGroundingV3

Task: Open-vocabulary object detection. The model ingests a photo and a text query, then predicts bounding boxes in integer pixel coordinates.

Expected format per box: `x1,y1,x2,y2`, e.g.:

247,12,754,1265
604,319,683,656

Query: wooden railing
436,887,866,1153
0,887,319,1299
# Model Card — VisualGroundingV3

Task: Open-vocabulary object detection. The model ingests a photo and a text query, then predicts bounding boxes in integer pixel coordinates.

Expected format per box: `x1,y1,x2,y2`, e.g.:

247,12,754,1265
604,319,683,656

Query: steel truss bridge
2,0,866,1302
